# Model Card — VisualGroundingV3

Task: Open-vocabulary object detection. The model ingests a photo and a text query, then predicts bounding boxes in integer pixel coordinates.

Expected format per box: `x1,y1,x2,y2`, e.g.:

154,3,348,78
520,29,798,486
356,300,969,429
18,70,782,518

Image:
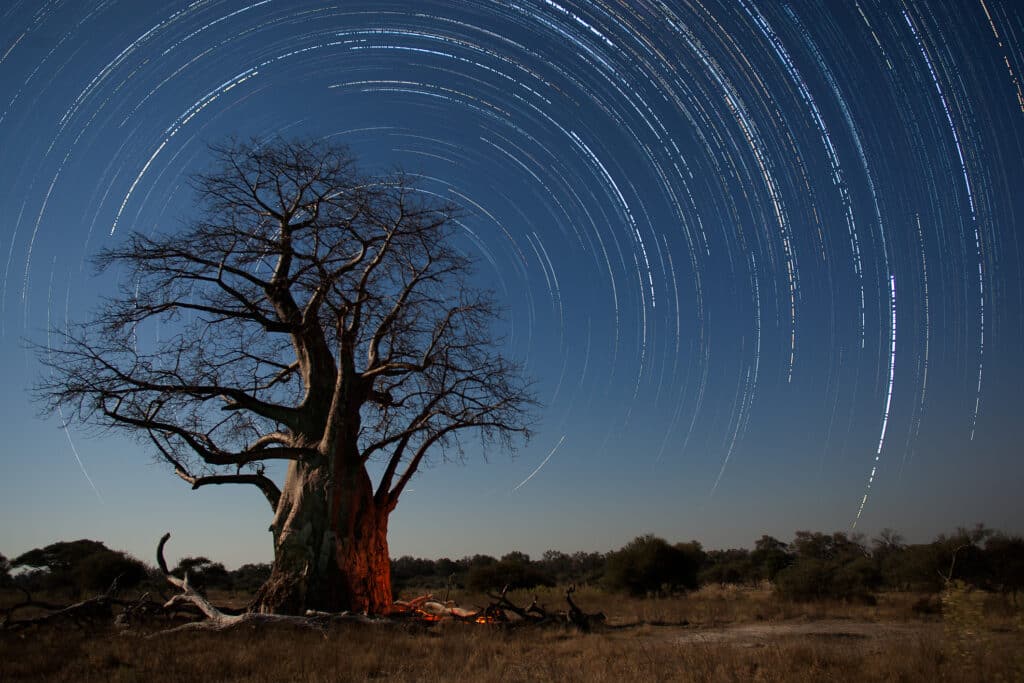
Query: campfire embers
392,585,604,631
392,593,507,624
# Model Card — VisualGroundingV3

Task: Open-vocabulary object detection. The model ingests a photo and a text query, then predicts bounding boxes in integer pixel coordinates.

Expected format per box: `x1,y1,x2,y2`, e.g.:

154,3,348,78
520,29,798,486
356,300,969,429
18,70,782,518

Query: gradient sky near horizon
1,0,1022,569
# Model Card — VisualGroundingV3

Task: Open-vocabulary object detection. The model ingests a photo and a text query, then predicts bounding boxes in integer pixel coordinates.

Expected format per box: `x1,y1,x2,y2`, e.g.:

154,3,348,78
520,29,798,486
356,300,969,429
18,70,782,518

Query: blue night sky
1,0,1022,569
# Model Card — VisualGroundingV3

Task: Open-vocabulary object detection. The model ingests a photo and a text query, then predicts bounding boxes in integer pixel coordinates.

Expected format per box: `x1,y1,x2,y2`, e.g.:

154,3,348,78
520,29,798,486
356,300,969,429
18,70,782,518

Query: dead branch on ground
1,579,165,631
149,532,385,636
483,584,606,631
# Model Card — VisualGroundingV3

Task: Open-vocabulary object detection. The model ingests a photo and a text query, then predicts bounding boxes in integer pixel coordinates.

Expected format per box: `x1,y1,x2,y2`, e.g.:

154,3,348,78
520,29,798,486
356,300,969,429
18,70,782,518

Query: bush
534,551,606,586
391,556,444,592
171,556,231,593
984,534,1024,601
230,563,272,594
750,535,792,581
775,558,877,603
604,535,701,596
12,540,148,597
466,552,554,591
774,558,833,601
74,550,148,593
700,548,752,586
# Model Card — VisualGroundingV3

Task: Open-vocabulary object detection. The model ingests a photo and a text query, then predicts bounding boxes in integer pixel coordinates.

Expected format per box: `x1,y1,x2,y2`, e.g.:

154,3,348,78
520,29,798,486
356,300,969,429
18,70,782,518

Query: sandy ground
669,619,937,646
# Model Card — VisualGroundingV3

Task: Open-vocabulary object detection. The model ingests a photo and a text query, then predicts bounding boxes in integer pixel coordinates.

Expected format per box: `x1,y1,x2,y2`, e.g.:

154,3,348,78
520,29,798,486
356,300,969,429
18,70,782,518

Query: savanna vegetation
2,524,1022,681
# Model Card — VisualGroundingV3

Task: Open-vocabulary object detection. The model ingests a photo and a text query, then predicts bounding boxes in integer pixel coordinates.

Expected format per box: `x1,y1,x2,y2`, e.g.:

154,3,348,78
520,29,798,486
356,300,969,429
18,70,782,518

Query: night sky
2,0,1022,568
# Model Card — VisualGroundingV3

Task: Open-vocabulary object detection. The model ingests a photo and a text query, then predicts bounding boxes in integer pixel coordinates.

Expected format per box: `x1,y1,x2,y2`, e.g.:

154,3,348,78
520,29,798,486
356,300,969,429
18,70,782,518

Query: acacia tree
39,138,535,615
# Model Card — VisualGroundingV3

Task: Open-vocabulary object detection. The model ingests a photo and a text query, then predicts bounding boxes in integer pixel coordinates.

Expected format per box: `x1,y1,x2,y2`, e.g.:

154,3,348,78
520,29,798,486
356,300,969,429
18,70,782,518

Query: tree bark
333,464,392,615
253,458,392,615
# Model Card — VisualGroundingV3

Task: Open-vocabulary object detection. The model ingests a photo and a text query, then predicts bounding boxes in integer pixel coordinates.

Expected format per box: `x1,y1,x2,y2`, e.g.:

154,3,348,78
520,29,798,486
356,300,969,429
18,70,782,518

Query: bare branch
190,474,281,509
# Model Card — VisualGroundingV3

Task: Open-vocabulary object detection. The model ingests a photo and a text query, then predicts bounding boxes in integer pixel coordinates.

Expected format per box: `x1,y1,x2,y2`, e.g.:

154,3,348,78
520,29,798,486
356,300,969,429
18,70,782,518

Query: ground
668,617,932,644
1,585,1021,681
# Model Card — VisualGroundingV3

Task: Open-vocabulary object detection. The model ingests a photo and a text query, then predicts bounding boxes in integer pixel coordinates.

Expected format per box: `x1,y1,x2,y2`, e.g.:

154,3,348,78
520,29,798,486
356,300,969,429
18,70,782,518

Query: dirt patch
671,619,935,646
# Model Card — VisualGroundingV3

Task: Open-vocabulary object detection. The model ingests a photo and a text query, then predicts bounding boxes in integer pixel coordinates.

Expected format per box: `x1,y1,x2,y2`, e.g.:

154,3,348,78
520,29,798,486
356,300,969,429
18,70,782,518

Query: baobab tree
38,138,535,615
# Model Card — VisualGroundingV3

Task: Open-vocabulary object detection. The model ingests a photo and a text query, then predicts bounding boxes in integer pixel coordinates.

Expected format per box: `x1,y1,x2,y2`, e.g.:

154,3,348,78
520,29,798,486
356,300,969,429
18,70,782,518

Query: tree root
142,532,393,636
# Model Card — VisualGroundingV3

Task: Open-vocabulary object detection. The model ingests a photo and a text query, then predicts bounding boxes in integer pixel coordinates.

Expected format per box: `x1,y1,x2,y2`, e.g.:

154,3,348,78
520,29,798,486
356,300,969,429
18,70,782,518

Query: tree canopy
36,138,536,613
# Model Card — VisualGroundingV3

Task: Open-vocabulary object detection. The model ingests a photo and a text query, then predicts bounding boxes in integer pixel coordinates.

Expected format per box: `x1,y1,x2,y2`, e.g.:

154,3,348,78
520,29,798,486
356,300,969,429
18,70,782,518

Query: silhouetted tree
605,535,700,596
391,556,442,592
940,524,993,584
775,531,877,602
570,551,607,585
37,138,536,615
750,535,791,581
172,556,231,593
984,534,1024,603
12,540,147,597
539,550,573,584
886,543,946,592
871,528,906,588
700,548,752,585
466,551,554,591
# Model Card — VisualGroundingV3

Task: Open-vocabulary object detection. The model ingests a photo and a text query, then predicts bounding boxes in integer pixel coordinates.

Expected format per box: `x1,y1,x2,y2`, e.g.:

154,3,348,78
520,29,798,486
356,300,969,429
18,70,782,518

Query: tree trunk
252,459,392,615
331,460,392,614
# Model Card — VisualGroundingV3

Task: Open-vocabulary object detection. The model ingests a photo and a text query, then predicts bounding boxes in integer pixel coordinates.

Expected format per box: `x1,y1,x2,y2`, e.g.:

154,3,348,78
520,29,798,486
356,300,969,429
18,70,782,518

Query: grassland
2,585,1021,681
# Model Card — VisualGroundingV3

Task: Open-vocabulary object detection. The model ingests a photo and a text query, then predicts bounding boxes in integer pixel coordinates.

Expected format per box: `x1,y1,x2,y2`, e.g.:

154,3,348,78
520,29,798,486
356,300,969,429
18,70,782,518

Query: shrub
74,550,148,592
466,552,554,591
172,557,231,593
778,557,876,602
984,534,1024,601
605,535,700,596
700,548,753,585
750,535,793,581
12,540,147,597
230,563,272,594
774,558,834,601
391,556,443,592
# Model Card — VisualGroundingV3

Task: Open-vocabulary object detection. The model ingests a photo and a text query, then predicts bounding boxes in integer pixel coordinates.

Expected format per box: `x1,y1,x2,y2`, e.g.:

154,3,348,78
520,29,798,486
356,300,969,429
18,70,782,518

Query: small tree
391,556,441,592
466,551,554,591
172,556,231,593
750,535,791,582
984,534,1024,603
12,540,147,597
230,563,272,594
38,138,536,614
700,548,752,586
872,528,907,589
605,535,700,596
775,531,877,602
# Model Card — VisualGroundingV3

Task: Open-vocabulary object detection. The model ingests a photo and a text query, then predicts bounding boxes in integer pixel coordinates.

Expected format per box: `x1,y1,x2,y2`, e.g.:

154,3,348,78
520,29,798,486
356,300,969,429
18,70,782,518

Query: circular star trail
2,0,1023,555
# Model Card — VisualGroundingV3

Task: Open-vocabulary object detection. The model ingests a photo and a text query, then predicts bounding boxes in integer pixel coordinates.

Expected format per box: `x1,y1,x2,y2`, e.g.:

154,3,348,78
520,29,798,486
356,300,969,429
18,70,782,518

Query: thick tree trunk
330,460,392,614
252,459,392,615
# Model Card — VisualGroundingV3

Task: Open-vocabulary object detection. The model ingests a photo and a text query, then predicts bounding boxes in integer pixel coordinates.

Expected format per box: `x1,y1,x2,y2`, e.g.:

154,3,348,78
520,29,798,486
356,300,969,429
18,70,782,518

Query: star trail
1,1,1022,562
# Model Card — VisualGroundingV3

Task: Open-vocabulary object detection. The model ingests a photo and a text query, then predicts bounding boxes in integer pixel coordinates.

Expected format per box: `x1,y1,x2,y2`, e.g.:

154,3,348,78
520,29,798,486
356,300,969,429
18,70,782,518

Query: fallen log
1,580,166,631
485,584,605,630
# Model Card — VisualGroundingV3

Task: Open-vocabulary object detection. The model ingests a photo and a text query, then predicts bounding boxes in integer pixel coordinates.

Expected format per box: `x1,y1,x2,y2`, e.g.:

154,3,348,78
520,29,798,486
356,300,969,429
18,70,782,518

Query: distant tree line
396,525,1023,602
3,525,1021,603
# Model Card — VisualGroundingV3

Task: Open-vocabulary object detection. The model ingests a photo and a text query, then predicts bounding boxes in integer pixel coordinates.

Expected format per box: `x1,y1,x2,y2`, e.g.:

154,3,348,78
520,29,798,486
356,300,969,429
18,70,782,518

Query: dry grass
2,587,1021,682
440,584,953,626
